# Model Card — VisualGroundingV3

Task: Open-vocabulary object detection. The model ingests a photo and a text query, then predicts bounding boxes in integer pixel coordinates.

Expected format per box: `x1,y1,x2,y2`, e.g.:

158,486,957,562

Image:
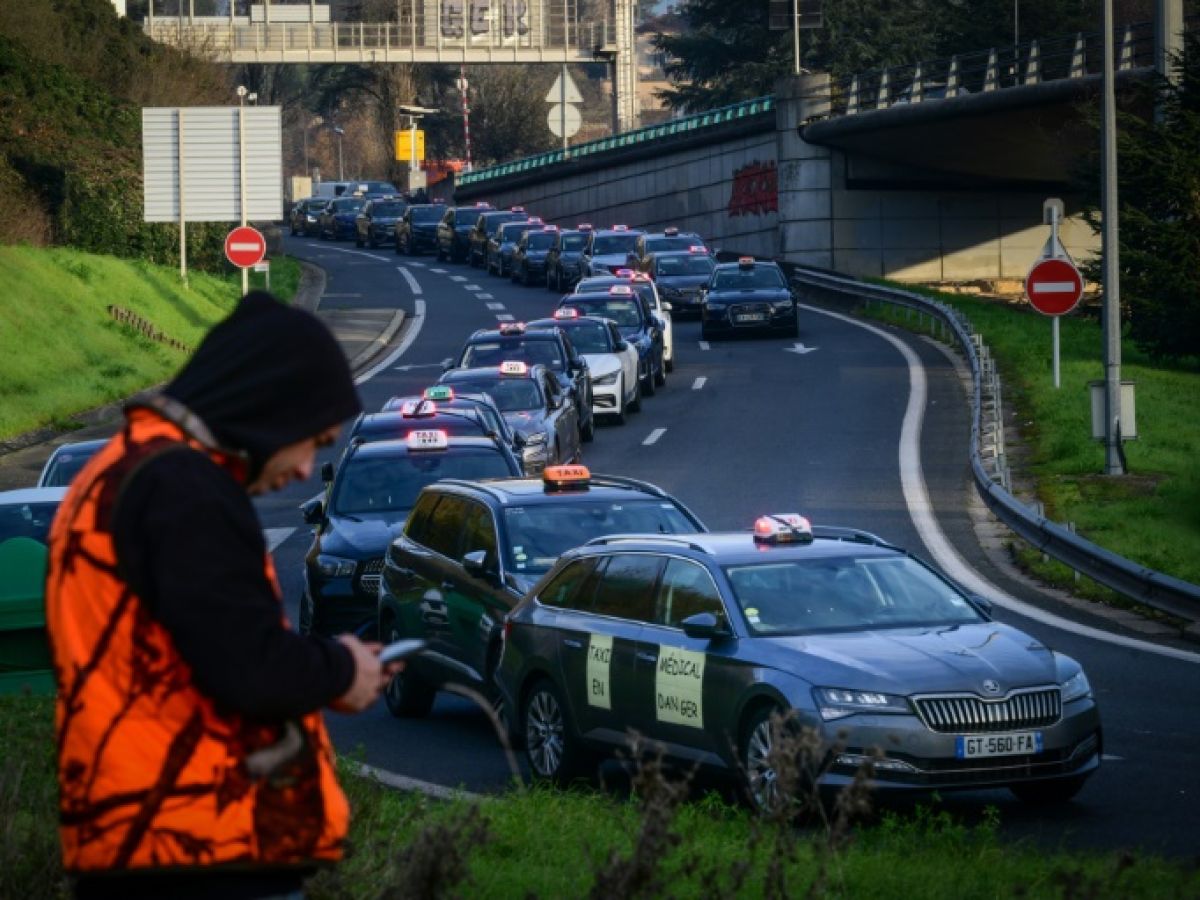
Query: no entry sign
1025,257,1083,316
225,226,267,269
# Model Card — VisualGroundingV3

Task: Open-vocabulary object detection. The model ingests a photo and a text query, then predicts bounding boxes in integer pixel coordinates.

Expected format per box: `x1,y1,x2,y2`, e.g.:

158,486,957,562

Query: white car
536,311,641,425
575,272,675,373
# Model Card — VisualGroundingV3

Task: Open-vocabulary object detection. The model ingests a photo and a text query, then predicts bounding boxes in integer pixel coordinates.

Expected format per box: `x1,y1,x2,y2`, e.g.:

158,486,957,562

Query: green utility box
0,537,55,696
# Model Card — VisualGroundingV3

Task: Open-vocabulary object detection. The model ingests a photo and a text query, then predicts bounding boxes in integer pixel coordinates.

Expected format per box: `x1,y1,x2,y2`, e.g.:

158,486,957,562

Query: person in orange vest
46,291,394,899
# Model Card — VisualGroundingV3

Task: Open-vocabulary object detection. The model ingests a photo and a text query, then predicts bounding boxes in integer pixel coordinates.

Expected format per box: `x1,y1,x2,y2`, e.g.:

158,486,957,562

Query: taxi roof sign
689,245,706,253
499,360,529,376
510,206,525,212
612,224,629,231
423,386,455,401
543,464,591,491
498,321,527,336
577,223,593,231
664,226,679,236
608,285,634,296
614,268,634,277
399,399,436,417
738,256,756,268
406,429,449,450
753,514,814,544
553,307,579,320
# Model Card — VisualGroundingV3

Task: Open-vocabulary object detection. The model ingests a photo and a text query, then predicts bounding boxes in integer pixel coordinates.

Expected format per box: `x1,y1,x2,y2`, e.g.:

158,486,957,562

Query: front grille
730,302,772,324
356,558,385,596
914,687,1061,734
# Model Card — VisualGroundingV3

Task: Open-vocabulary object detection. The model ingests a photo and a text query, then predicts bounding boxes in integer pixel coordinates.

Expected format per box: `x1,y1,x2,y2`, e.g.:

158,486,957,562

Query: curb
293,260,326,314
346,310,406,373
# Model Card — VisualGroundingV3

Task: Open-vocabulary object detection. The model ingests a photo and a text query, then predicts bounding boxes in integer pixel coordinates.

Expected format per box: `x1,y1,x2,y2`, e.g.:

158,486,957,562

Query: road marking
643,427,667,445
496,313,515,322
264,527,296,552
396,266,422,295
1102,754,1124,761
450,275,468,282
476,292,494,300
430,268,447,274
465,283,482,290
784,342,818,354
322,292,362,298
355,299,426,385
692,377,707,390
407,261,425,268
801,303,1200,665
698,340,710,351
486,302,506,310
319,246,390,262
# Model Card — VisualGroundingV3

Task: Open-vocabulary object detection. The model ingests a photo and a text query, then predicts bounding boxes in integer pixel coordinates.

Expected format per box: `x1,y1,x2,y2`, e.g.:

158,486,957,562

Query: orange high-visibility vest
45,409,348,873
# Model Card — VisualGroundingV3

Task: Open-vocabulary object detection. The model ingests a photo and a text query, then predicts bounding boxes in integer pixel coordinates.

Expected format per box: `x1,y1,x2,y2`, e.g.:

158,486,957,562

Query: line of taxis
298,203,1101,811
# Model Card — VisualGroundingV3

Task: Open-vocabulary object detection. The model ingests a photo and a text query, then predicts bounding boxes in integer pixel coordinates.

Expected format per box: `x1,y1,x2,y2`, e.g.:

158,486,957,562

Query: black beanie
164,291,362,476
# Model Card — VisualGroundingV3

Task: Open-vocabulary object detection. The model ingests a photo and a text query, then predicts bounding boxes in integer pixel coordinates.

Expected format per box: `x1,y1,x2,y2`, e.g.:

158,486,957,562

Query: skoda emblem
982,679,1001,694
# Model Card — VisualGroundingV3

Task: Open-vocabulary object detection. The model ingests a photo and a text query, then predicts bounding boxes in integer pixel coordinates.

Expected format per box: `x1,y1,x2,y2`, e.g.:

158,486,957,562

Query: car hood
706,288,791,303
581,353,620,376
657,276,710,291
319,511,411,558
371,216,402,225
591,253,630,268
760,622,1058,695
503,409,552,435
412,223,438,232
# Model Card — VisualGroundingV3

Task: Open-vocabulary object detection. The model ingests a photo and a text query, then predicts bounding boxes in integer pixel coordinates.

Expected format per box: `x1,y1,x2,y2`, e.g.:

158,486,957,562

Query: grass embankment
2,695,1194,899
0,245,301,441
868,285,1200,598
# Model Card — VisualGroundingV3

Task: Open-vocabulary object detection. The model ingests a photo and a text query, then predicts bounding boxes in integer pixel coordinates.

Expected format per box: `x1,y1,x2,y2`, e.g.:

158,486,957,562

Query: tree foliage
1078,33,1200,361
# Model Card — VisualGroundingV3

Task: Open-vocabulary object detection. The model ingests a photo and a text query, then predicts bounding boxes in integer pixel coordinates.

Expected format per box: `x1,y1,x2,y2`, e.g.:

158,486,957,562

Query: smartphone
378,638,427,665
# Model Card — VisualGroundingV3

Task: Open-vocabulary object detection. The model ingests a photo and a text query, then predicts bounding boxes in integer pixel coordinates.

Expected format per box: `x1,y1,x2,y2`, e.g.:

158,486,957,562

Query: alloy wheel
525,688,565,778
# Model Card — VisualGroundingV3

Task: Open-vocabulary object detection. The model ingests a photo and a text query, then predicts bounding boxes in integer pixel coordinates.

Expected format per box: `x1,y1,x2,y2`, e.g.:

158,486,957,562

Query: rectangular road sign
143,106,283,223
395,129,426,162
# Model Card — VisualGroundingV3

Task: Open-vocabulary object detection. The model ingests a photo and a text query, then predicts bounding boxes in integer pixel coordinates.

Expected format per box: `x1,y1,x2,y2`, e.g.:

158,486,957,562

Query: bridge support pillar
612,0,639,133
775,73,833,268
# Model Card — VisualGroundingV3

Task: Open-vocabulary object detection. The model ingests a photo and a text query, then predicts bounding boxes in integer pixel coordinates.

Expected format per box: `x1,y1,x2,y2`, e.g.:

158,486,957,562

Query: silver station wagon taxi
496,514,1101,808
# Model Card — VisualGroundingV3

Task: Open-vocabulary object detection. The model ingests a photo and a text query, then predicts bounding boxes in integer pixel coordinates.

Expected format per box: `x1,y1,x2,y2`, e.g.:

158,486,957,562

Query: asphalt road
15,232,1191,856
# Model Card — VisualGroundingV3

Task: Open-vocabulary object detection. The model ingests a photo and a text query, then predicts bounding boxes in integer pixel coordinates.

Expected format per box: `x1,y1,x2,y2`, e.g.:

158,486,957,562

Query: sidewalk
0,260,403,492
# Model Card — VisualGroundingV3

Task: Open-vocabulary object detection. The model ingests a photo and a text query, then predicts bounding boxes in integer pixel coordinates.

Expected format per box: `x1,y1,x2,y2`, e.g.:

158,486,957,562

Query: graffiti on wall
440,0,530,39
728,161,778,217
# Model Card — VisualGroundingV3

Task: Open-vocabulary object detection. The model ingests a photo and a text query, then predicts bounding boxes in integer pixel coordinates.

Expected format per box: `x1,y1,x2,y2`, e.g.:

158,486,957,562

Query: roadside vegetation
2,694,1195,899
864,287,1200,602
0,246,300,441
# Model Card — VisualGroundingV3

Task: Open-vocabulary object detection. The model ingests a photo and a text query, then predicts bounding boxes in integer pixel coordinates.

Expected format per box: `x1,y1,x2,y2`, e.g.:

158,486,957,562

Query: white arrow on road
784,343,818,355
395,359,451,372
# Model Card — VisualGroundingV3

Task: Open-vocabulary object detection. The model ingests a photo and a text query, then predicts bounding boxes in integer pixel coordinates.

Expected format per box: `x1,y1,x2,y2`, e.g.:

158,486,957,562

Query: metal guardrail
457,95,774,186
787,268,1200,623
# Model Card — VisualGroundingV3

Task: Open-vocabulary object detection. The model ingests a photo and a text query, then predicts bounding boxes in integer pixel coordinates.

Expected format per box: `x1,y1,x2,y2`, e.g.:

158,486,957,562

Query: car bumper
703,304,795,331
592,382,621,415
663,293,702,313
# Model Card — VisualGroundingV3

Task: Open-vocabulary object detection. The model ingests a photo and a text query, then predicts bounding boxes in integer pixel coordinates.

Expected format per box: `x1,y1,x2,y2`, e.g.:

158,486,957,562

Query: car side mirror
513,431,528,448
968,594,995,618
680,611,730,641
301,498,325,525
320,461,334,484
614,340,629,352
462,549,496,580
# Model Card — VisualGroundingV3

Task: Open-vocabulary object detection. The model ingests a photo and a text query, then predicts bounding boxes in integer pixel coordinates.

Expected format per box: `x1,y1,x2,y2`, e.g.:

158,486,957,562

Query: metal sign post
1026,199,1083,390
177,108,187,286
237,86,249,296
1101,0,1125,474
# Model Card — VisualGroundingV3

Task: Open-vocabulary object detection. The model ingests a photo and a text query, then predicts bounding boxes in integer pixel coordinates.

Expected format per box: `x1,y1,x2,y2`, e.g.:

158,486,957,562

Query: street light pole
334,126,345,181
1101,0,1124,475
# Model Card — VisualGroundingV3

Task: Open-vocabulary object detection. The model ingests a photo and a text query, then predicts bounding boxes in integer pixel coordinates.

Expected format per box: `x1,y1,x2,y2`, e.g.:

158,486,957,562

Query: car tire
1009,775,1090,805
523,678,594,785
612,377,628,425
382,623,436,718
641,363,656,398
628,376,642,413
581,412,595,443
654,352,667,387
298,591,313,635
740,704,792,814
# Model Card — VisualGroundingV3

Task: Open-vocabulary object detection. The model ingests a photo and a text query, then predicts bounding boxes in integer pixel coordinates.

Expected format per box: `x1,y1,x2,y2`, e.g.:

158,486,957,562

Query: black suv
437,202,493,262
468,208,529,268
544,225,593,292
299,432,521,639
395,203,447,255
376,466,707,717
449,321,594,443
355,197,407,248
625,227,708,272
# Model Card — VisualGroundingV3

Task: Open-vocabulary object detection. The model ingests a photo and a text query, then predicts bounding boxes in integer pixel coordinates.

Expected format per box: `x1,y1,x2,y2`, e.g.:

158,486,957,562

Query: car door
542,371,577,461
632,556,743,763
553,553,663,743
401,493,470,680
610,322,639,402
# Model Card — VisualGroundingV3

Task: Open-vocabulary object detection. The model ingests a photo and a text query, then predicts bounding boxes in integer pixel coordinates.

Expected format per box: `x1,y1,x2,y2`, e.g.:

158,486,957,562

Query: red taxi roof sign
406,429,449,451
528,217,544,225
612,224,629,231
553,307,580,320
630,273,651,283
689,245,706,253
738,256,755,268
475,201,491,207
664,226,679,236
423,386,455,401
510,206,525,212
614,268,634,277
577,223,593,231
753,514,813,544
543,464,591,491
499,360,529,376
498,321,527,335
608,285,634,296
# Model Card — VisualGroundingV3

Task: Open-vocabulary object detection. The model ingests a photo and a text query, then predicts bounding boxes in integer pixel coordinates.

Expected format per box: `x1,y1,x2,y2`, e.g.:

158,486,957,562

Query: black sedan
557,287,666,397
290,197,329,236
318,196,366,241
700,257,799,340
646,249,716,317
395,203,447,256
355,198,408,248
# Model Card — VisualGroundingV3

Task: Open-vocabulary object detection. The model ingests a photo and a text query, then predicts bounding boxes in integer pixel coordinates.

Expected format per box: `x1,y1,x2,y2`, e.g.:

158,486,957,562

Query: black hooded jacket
110,292,362,723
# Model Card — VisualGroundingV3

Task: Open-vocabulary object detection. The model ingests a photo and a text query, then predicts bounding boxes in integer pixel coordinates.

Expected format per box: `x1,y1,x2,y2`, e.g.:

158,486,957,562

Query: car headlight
813,687,910,721
315,554,356,578
772,299,794,310
705,302,726,312
306,215,317,222
593,371,619,386
1061,669,1092,703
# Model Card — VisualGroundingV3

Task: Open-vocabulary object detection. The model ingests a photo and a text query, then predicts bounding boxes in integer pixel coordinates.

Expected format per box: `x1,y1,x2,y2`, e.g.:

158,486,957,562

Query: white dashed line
1102,754,1125,762
430,268,447,274
264,527,296,552
698,340,710,350
496,313,515,322
355,299,426,385
476,293,494,300
486,302,505,310
396,267,422,295
465,284,482,290
692,376,707,390
450,275,468,282
319,246,390,262
407,261,426,268
643,428,667,446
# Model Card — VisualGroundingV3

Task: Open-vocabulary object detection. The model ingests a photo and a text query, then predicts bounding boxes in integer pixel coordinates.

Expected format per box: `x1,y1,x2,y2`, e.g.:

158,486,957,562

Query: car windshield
526,233,556,250
333,198,364,212
371,202,405,216
561,234,588,251
442,377,542,412
460,338,564,371
333,450,513,515
712,267,787,290
724,557,984,635
304,199,327,211
41,449,101,487
497,223,528,242
559,322,611,354
592,235,640,255
561,299,643,328
411,206,444,222
0,501,61,545
647,236,701,253
486,213,524,234
656,255,715,277
504,500,695,574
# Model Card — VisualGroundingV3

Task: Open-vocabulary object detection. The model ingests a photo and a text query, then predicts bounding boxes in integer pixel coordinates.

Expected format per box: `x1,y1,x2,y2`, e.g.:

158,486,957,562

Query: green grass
2,693,1192,900
0,246,302,441
865,285,1200,595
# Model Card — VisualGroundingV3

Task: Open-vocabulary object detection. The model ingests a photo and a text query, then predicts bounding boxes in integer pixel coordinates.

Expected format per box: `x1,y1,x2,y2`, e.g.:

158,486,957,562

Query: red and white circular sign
1025,256,1084,317
224,226,267,269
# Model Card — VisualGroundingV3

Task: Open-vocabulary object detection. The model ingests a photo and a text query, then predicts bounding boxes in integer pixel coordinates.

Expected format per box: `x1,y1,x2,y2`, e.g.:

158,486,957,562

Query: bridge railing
786,268,1200,622
458,94,774,186
804,20,1160,119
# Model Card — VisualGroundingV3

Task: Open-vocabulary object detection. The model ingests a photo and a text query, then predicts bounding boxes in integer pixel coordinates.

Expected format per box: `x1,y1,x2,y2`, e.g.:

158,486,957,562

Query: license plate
955,732,1043,759
735,313,766,322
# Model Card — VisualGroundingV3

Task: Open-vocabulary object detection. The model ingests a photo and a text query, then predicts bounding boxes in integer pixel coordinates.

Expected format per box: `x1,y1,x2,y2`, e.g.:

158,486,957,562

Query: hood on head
164,291,361,479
